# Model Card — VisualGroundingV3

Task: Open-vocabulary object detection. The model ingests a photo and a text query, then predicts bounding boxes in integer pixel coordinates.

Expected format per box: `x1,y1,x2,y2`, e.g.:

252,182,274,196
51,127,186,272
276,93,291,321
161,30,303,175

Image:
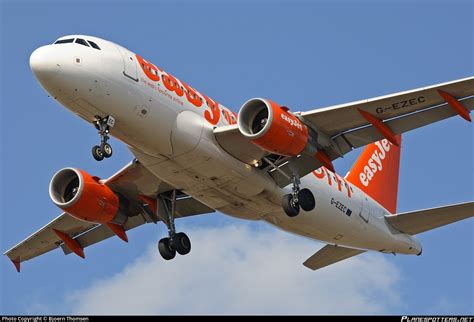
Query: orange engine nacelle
237,98,309,156
49,168,119,224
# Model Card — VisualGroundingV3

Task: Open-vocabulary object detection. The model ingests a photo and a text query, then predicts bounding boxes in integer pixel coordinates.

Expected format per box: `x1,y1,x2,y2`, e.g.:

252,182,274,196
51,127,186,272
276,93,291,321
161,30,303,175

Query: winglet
437,90,472,122
106,223,128,242
53,229,85,259
358,109,400,146
11,258,20,273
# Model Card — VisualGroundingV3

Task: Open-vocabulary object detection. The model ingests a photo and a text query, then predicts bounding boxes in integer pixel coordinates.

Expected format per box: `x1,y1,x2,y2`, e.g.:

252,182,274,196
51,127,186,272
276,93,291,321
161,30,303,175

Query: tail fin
345,135,402,214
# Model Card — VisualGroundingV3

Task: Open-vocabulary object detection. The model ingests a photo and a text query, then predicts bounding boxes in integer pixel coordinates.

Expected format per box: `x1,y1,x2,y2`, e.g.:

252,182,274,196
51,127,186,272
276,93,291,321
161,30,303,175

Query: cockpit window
54,38,74,44
75,38,90,47
87,40,101,50
53,37,101,51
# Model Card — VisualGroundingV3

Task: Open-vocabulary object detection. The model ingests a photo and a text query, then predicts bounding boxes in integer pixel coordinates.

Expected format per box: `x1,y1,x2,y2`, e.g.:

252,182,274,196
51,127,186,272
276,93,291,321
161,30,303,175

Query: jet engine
49,168,124,224
237,98,309,157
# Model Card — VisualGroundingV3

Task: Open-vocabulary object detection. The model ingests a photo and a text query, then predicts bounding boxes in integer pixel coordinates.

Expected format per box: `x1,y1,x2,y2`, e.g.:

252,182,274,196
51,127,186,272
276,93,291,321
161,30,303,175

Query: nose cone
30,46,61,82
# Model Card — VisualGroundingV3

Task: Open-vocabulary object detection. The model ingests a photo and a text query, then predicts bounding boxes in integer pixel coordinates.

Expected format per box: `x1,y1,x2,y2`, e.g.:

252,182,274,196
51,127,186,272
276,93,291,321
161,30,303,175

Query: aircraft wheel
101,142,113,158
158,238,176,260
298,188,316,211
282,194,300,217
92,145,104,161
173,232,191,255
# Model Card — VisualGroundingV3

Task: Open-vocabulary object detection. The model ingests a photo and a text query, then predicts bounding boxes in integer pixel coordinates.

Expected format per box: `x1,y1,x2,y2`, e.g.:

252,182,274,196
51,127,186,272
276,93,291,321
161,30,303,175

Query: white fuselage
30,35,422,256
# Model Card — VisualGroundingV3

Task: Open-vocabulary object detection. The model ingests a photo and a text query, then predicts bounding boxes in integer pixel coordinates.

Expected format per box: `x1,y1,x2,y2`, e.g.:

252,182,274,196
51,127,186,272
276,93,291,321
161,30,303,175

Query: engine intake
49,168,120,224
238,98,309,157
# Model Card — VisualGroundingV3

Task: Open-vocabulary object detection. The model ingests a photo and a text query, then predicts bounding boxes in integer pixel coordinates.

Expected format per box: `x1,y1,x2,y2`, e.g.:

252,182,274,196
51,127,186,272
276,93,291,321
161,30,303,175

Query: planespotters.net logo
401,317,474,322
359,139,392,187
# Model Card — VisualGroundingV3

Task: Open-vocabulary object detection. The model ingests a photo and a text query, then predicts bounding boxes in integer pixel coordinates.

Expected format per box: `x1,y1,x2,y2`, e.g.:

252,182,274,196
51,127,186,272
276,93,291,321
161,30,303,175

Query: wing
303,244,365,271
301,76,474,151
385,202,474,235
4,160,214,271
3,213,97,271
215,77,474,186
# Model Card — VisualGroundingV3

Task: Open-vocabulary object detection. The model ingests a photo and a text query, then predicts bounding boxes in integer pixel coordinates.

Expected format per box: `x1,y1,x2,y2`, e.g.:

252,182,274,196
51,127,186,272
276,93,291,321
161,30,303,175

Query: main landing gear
262,156,316,218
281,172,316,217
92,115,115,161
157,190,191,260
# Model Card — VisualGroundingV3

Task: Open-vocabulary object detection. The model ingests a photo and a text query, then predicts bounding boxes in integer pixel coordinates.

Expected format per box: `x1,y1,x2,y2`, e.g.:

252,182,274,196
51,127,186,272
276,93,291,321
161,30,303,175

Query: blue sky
1,0,473,315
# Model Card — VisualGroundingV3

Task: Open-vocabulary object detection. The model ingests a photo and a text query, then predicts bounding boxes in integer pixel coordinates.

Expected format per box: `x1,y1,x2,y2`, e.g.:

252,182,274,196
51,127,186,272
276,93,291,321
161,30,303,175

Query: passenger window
75,38,90,47
87,40,101,50
54,38,74,44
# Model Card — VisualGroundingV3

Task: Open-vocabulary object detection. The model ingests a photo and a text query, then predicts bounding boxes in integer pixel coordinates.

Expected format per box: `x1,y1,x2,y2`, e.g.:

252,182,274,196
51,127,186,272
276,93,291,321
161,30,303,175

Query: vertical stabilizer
345,135,402,213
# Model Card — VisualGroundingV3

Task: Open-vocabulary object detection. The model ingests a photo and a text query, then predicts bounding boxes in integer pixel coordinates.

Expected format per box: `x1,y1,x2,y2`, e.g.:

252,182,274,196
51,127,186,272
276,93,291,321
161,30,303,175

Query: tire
173,232,191,255
101,142,113,158
298,188,316,211
158,238,176,260
92,145,104,161
282,194,300,217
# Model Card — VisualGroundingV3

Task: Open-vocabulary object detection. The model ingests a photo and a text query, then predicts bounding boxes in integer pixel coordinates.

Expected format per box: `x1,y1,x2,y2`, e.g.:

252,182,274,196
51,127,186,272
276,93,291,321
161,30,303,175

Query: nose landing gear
92,115,114,161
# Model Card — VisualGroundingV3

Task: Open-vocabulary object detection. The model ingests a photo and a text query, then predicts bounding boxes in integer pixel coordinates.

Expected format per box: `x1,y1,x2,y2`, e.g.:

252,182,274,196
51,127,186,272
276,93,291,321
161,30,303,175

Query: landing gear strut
157,190,191,260
282,174,302,217
92,115,114,161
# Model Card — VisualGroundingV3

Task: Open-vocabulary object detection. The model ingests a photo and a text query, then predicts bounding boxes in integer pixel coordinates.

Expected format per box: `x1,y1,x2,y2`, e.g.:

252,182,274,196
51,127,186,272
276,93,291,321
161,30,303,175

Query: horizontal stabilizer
386,202,474,235
303,244,365,271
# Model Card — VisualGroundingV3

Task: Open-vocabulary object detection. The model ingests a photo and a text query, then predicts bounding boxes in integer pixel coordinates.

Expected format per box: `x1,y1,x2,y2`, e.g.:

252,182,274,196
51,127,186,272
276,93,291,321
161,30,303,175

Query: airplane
4,35,473,273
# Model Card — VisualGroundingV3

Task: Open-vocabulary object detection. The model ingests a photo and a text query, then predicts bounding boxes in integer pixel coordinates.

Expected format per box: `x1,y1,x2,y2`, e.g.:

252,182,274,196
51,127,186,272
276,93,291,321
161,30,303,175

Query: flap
61,215,147,255
61,196,215,255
